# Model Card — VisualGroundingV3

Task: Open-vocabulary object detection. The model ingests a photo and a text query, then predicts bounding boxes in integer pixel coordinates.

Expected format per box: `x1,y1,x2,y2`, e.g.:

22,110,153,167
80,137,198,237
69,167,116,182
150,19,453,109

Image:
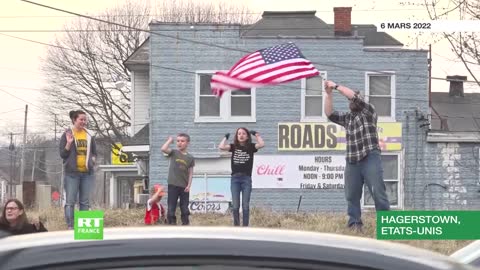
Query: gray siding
147,24,478,212
403,116,480,210
423,142,480,210
132,71,150,135
400,111,480,210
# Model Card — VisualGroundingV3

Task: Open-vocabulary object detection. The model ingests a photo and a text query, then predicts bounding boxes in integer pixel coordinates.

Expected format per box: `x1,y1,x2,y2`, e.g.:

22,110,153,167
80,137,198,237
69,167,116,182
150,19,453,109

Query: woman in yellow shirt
59,110,97,230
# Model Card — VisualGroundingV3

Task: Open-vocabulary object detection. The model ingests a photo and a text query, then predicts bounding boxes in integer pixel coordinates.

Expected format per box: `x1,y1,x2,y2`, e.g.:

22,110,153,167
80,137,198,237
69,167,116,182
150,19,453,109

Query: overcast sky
0,0,477,144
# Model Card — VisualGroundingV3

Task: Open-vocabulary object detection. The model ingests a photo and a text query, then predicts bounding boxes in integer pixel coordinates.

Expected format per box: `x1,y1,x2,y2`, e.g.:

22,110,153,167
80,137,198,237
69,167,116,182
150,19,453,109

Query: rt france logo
74,210,104,240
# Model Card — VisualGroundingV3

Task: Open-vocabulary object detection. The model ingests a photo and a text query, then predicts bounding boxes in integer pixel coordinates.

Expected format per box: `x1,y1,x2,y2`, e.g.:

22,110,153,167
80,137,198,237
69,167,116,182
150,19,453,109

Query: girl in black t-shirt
219,127,265,226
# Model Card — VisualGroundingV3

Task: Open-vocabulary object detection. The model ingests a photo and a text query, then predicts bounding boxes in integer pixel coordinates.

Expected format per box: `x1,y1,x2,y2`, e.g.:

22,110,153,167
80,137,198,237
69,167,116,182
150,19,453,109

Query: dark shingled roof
241,11,333,37
240,11,403,46
125,124,149,145
430,92,480,132
353,24,404,46
124,38,150,70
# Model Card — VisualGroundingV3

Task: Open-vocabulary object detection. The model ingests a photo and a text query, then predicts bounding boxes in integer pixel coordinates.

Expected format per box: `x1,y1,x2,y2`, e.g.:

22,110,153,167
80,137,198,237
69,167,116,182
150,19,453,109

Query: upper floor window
301,72,326,122
365,72,396,120
195,71,256,122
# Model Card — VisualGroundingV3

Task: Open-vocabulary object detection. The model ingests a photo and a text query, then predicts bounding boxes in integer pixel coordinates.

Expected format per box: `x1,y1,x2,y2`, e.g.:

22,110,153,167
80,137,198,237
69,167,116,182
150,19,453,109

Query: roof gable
431,92,480,132
125,124,149,145
124,38,150,69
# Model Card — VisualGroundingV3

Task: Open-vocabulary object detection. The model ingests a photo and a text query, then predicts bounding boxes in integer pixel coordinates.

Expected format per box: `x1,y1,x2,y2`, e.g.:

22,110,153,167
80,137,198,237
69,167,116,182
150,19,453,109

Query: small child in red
144,184,167,225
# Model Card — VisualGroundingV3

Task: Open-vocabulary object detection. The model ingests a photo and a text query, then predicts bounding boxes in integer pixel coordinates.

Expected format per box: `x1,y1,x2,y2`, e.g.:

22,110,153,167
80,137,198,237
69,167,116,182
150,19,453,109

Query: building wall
423,142,480,209
405,119,480,210
146,24,479,212
403,116,480,209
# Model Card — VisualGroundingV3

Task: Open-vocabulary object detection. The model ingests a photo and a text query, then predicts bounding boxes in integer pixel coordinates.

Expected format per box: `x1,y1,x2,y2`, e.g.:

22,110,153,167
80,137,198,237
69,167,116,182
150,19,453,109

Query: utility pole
428,44,432,108
19,105,28,183
31,149,37,182
8,132,14,197
54,113,57,141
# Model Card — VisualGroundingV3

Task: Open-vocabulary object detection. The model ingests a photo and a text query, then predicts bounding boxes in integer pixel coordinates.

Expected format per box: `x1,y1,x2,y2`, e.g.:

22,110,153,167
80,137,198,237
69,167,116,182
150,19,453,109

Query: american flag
211,42,320,97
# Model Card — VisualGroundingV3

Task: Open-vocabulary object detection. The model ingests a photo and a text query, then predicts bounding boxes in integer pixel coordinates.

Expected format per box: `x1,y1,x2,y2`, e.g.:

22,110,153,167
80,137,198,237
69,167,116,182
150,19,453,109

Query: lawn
30,207,472,255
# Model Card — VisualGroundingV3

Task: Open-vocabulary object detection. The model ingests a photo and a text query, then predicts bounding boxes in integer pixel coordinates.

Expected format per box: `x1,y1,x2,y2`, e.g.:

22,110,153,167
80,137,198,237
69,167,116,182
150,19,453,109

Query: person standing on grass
323,80,390,232
0,199,47,235
218,128,265,227
161,133,195,225
144,184,167,225
59,110,97,230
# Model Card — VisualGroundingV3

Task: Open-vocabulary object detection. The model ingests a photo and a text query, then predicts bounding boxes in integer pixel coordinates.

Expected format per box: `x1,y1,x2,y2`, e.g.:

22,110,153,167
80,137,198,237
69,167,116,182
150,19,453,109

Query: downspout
428,44,432,109
428,44,448,131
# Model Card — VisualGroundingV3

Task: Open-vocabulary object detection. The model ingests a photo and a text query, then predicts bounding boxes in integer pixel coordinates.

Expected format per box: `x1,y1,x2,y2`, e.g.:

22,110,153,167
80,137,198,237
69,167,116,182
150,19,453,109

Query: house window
190,175,231,214
301,72,326,121
365,72,395,120
362,153,401,208
198,73,220,117
231,90,252,116
195,71,256,122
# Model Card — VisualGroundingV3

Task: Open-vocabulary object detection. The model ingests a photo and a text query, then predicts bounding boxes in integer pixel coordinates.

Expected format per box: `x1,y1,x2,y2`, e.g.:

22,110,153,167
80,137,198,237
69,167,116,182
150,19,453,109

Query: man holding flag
324,80,390,232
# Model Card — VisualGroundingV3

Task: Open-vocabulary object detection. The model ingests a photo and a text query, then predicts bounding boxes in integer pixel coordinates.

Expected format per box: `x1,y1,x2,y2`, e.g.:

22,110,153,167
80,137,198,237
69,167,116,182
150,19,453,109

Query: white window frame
301,71,327,122
194,70,256,123
191,174,232,214
365,72,396,122
361,152,403,209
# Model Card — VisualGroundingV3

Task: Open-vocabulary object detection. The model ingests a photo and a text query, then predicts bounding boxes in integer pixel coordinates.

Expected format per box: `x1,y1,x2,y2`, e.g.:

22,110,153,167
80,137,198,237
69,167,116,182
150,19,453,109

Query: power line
18,0,480,85
0,108,24,115
0,27,382,33
0,36,477,107
0,85,44,92
151,64,480,104
0,88,51,114
0,32,123,62
0,67,43,75
0,24,453,32
0,32,72,50
0,57,477,107
1,0,476,116
0,8,448,19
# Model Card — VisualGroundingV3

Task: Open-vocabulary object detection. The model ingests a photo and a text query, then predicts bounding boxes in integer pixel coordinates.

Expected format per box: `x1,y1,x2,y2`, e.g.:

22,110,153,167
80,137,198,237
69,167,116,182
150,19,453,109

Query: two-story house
123,7,440,212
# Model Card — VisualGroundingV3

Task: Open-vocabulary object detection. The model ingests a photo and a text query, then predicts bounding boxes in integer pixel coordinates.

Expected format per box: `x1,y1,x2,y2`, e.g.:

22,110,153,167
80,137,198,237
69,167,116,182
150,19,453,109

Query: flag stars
259,43,305,64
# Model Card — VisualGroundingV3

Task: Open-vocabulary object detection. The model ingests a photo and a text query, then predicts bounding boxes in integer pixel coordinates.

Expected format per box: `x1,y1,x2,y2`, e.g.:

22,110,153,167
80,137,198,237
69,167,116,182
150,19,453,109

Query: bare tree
155,0,258,24
425,0,480,86
42,1,150,146
42,0,256,147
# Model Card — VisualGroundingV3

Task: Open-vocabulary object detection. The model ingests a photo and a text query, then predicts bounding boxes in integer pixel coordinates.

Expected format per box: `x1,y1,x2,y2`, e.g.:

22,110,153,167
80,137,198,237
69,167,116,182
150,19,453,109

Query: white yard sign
252,155,346,189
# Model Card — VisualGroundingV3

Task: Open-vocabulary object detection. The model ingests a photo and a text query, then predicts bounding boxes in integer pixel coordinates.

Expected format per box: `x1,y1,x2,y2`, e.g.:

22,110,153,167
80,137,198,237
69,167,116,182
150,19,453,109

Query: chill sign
252,155,346,189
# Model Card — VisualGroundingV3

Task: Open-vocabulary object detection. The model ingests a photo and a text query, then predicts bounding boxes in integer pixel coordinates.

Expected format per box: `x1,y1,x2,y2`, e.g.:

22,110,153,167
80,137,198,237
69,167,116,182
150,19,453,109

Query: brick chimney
446,75,467,97
334,7,352,36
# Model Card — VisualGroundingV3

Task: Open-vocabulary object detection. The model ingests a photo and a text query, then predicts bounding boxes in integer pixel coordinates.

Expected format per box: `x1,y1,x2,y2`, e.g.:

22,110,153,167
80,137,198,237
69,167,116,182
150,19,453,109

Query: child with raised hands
144,184,167,225
218,128,264,226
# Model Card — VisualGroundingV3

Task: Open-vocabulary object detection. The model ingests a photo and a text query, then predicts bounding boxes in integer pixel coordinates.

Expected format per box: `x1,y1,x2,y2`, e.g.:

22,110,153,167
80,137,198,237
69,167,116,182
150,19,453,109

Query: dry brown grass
30,207,472,256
